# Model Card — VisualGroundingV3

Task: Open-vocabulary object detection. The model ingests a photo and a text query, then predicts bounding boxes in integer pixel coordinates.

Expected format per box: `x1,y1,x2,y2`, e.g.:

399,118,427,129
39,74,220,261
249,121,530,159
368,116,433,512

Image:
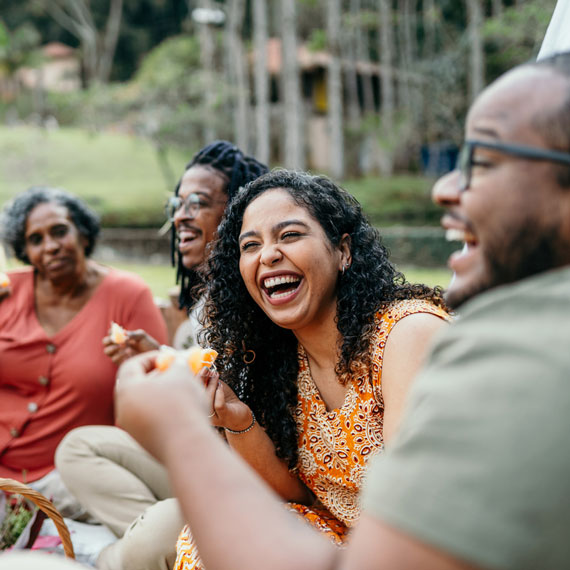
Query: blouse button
46,343,56,354
38,375,49,386
28,402,38,413
10,427,20,438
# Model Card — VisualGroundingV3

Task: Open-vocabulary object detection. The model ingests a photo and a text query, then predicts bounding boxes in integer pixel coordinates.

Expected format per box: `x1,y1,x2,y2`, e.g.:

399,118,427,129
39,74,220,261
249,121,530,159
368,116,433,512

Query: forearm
224,420,312,503
163,419,337,570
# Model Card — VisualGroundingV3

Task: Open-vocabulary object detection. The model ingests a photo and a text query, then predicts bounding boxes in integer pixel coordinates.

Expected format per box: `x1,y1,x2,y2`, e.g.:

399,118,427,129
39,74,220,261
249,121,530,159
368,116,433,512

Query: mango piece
0,272,10,288
110,322,127,345
155,346,177,372
186,347,218,374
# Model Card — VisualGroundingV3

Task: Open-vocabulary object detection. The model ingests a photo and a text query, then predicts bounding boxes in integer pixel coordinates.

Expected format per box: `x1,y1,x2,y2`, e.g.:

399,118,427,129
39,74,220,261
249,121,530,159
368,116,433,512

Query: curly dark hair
171,141,269,309
202,170,446,468
0,186,100,264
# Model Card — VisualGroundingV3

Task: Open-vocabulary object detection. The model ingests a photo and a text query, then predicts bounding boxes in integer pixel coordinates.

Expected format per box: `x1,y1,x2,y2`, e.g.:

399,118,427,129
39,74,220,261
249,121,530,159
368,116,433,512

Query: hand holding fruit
103,322,161,366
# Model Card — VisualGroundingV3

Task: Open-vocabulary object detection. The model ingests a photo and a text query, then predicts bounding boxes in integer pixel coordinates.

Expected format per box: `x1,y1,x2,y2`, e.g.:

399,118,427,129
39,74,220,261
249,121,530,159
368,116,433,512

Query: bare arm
116,353,477,570
381,313,447,444
204,373,313,504
339,515,479,570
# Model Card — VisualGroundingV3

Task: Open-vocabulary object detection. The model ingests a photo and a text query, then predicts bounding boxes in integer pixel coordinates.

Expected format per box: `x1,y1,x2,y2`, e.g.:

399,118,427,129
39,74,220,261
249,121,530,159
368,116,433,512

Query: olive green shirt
362,267,570,569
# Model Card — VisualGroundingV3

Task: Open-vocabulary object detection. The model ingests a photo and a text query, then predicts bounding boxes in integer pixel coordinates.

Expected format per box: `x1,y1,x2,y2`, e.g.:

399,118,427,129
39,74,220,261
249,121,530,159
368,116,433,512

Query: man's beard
446,224,564,310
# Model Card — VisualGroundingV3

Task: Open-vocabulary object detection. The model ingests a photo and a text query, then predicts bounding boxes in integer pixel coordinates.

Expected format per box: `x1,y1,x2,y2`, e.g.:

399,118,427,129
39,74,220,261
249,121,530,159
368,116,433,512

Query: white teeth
269,289,295,299
263,275,300,289
445,228,466,242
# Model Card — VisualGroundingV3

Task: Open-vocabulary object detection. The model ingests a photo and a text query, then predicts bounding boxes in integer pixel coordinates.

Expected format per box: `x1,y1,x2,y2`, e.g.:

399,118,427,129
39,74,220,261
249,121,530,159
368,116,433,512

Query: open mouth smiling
261,274,303,300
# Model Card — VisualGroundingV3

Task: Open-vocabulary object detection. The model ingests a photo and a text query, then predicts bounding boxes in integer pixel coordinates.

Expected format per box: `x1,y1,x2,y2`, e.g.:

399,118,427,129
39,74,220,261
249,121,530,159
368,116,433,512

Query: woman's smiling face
238,188,349,333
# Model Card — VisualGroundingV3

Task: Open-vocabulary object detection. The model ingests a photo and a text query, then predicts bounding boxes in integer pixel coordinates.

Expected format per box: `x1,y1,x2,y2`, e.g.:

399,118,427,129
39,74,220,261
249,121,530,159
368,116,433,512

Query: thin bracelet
224,411,256,435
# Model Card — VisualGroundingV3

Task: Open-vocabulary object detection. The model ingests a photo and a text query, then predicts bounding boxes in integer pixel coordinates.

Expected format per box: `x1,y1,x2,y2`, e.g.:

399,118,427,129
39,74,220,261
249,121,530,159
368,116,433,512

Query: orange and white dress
174,299,449,569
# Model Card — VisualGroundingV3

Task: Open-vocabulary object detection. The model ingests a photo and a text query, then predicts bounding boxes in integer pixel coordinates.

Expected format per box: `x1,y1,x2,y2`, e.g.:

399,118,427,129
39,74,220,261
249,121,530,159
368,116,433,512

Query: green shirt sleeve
361,270,570,570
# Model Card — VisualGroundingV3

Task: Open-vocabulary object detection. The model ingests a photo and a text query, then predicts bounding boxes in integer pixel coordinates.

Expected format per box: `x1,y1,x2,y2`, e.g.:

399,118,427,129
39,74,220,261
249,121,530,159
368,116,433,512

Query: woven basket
0,477,75,559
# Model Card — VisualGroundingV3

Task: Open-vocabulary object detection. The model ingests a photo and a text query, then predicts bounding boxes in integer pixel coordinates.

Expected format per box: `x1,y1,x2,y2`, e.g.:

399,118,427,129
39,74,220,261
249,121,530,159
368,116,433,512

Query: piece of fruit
155,346,177,371
110,322,127,344
0,272,10,288
186,347,218,374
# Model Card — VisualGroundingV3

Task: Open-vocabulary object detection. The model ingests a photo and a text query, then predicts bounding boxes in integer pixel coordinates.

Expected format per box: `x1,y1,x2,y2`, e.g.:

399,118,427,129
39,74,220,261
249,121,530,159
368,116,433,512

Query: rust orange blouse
0,267,168,482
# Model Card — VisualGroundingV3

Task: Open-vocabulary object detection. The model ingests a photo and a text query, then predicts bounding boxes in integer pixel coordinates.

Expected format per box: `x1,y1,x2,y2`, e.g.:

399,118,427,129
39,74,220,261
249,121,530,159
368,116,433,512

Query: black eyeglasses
458,139,570,191
165,194,225,220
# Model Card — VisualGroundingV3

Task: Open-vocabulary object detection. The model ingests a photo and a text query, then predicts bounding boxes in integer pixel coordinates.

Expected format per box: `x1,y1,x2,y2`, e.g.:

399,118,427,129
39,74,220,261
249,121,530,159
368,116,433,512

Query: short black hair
1,186,100,264
173,141,269,310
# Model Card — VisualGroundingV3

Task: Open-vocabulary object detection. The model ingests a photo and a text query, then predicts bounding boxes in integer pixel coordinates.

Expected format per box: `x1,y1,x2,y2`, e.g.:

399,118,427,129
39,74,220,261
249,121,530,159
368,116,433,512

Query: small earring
341,263,348,275
242,341,256,364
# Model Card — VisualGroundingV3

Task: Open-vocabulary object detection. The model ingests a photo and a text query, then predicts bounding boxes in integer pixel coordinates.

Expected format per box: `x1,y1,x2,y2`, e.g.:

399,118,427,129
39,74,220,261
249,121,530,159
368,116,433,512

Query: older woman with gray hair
0,186,167,513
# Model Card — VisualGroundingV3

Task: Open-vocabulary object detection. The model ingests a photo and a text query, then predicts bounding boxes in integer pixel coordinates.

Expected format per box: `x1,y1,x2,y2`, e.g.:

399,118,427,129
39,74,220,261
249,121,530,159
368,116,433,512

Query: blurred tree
281,0,304,169
466,0,484,102
252,0,270,164
35,0,124,86
225,0,249,151
0,20,41,99
326,0,343,178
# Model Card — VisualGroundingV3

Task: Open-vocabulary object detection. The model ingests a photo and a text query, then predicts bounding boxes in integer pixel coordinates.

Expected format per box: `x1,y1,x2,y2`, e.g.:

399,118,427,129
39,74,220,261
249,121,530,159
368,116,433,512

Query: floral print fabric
174,299,449,569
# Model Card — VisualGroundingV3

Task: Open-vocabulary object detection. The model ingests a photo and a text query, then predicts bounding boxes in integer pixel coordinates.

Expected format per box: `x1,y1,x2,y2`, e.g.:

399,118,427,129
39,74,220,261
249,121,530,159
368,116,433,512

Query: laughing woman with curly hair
175,170,450,569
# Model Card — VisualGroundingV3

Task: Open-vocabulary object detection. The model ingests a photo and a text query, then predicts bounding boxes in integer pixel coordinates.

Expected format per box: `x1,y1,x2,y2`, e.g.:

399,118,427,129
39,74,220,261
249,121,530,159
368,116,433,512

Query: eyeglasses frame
165,193,226,221
458,139,570,192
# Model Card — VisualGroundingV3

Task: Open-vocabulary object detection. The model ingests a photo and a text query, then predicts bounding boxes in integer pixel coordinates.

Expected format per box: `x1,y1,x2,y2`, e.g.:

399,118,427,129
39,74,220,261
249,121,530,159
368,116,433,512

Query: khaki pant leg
55,425,173,537
96,498,183,570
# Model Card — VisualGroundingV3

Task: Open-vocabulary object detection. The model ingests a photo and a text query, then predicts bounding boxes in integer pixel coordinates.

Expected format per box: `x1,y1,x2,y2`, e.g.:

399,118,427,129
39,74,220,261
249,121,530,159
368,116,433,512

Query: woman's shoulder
6,266,33,281
376,298,450,330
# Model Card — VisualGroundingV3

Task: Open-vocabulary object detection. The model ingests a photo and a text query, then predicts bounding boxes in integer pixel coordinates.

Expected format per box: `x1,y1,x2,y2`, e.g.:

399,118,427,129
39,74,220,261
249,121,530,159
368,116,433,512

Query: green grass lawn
0,125,442,228
0,125,189,227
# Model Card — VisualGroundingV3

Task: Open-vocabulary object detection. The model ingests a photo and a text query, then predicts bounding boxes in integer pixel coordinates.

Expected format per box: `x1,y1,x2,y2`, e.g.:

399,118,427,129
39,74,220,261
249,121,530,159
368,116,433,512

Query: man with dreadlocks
55,141,268,570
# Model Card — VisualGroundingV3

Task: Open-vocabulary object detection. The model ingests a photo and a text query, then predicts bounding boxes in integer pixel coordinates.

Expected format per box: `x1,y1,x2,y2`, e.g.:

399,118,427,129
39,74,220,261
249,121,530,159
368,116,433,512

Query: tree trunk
281,0,304,169
491,0,503,18
253,0,270,165
423,0,436,57
97,0,124,83
198,0,216,141
357,0,375,116
226,0,249,151
345,0,361,126
379,0,394,134
397,0,412,113
466,0,484,102
326,0,344,179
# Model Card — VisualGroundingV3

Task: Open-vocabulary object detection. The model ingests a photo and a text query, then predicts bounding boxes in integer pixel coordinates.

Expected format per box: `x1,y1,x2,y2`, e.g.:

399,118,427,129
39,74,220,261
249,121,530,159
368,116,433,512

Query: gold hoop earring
243,350,256,364
242,341,256,364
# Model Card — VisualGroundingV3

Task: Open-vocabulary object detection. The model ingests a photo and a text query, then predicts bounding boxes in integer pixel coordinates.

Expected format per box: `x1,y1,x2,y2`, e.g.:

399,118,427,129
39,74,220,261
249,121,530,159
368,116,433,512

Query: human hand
103,328,160,366
115,351,210,463
200,368,253,432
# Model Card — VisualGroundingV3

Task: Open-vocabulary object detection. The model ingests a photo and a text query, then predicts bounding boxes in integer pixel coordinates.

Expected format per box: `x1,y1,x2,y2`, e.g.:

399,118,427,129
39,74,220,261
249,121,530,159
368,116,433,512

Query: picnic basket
0,477,75,559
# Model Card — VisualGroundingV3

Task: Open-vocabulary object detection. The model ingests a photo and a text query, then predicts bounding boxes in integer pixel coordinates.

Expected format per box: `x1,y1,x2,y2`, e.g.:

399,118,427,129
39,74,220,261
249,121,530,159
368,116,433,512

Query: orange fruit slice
186,347,218,374
0,272,10,288
155,346,177,371
110,322,127,345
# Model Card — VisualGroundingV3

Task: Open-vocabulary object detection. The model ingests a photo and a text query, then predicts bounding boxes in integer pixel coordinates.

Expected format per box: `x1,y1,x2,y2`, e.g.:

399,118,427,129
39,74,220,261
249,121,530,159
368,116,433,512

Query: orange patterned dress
174,299,449,569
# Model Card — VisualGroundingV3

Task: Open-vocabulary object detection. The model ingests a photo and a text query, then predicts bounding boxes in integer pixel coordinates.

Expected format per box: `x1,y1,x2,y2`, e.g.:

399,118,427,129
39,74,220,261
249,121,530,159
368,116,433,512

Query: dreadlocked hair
202,170,447,469
171,141,269,310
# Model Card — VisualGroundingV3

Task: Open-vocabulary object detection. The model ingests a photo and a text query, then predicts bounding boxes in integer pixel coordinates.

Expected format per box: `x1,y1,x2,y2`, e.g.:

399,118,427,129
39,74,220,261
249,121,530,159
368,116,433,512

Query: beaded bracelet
224,411,256,435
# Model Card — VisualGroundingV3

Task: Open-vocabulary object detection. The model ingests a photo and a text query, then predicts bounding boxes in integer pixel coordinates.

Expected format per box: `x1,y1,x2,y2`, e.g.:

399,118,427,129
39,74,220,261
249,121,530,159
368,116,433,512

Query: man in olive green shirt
6,53,570,570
